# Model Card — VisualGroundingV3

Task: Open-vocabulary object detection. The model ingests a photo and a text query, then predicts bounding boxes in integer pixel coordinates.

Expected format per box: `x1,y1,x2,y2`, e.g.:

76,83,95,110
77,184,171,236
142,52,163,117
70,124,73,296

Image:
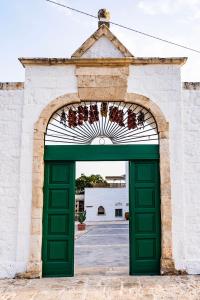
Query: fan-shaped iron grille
45,101,158,145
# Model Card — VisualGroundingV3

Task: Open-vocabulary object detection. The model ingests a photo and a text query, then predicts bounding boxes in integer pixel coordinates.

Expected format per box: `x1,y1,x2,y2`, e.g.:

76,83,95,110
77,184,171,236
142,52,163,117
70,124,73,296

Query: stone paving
0,275,200,300
1,223,199,299
75,223,129,273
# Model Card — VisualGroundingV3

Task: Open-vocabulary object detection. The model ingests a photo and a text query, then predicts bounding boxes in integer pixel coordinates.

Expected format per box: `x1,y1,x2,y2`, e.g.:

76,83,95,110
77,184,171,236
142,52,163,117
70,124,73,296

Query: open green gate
42,145,161,277
42,161,75,277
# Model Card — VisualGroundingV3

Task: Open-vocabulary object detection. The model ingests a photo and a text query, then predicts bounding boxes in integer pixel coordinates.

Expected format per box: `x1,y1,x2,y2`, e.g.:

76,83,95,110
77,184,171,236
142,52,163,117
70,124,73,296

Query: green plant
75,174,108,194
78,211,86,224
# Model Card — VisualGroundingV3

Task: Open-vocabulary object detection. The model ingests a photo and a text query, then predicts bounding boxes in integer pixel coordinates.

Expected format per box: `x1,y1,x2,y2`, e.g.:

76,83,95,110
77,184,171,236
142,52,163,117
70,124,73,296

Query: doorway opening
75,161,129,275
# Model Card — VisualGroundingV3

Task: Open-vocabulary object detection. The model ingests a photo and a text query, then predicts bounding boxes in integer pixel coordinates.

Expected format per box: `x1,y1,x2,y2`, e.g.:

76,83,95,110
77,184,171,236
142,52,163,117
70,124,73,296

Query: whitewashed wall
182,84,200,274
82,36,124,58
16,65,77,276
0,87,23,277
0,35,200,276
128,65,185,271
2,63,200,277
85,188,129,222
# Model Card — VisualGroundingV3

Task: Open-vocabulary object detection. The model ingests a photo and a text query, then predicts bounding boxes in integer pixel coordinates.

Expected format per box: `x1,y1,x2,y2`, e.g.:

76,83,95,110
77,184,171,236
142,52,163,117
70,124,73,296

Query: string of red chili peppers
60,103,145,129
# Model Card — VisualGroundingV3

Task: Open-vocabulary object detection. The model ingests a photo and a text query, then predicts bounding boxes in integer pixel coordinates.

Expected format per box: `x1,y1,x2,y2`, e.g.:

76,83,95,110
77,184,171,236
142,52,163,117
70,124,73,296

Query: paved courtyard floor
1,222,200,299
75,223,129,274
1,275,200,299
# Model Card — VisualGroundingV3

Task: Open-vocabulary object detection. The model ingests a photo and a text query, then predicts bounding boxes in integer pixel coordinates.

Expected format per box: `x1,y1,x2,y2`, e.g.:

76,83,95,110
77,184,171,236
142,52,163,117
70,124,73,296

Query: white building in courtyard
85,175,129,222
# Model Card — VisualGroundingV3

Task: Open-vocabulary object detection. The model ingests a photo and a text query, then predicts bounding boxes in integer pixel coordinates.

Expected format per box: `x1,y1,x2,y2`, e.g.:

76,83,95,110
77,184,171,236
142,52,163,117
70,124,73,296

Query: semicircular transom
45,101,158,145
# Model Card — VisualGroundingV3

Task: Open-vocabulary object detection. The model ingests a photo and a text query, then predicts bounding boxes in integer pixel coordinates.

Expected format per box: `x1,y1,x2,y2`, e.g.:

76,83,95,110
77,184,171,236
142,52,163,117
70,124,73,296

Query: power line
45,0,200,54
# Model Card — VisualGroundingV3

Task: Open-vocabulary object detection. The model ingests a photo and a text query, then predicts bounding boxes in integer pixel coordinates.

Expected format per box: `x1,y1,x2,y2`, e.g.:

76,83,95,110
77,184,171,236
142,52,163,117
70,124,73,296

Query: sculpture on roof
98,9,110,28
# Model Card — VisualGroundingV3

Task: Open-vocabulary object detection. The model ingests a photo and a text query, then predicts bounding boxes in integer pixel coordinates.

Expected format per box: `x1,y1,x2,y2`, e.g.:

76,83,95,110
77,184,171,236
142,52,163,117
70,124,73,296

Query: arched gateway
28,92,175,278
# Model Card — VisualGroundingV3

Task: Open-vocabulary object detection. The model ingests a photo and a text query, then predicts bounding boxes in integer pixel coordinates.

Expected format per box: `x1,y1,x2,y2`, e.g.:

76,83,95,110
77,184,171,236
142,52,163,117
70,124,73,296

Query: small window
115,209,123,217
98,206,105,215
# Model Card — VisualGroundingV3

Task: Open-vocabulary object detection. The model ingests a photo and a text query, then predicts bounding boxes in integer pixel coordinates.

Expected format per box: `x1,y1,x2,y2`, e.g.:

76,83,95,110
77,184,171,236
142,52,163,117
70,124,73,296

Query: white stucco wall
85,188,129,222
81,36,124,58
0,87,23,277
128,65,185,271
16,65,78,275
1,32,200,277
182,85,200,274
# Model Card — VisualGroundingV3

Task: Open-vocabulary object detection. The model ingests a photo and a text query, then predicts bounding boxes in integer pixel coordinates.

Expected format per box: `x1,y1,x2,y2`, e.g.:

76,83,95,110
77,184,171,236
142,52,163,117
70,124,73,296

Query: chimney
98,9,110,28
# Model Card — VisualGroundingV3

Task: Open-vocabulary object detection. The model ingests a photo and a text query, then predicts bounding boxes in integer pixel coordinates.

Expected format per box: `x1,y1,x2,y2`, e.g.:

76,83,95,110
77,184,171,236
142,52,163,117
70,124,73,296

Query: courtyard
0,223,199,299
75,222,129,274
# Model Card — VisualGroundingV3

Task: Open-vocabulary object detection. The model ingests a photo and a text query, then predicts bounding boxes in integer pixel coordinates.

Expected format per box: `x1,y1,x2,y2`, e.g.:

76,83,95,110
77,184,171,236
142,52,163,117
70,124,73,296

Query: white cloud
138,1,172,15
137,0,200,17
193,9,200,19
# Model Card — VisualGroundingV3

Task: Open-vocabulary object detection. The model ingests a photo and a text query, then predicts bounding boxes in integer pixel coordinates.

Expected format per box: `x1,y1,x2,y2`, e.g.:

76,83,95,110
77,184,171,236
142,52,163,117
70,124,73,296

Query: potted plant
125,212,129,220
77,211,86,231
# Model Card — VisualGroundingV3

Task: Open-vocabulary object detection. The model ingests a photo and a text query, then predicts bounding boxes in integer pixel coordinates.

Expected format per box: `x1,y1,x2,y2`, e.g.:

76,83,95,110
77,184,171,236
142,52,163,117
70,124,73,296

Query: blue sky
1,0,200,82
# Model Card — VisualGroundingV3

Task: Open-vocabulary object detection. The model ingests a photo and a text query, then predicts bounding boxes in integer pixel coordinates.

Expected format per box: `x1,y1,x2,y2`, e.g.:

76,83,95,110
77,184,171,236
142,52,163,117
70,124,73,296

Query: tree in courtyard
75,173,108,194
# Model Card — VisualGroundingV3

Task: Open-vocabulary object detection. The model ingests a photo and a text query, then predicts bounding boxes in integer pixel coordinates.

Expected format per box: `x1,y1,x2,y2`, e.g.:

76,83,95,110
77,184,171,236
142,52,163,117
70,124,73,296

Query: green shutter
42,161,75,277
129,160,161,275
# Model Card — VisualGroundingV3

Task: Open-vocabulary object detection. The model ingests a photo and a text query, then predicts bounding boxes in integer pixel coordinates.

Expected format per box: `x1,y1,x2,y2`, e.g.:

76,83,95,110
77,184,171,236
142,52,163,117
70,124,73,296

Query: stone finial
98,9,110,28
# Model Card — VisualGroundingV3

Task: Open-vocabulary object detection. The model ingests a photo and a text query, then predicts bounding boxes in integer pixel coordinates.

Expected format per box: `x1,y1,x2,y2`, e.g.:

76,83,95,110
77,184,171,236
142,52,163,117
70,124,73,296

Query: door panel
42,161,75,277
129,160,161,275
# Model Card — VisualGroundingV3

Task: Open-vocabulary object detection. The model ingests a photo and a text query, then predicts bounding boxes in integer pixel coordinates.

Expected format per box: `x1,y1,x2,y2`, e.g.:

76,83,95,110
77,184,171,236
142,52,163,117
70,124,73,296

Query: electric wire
45,0,200,54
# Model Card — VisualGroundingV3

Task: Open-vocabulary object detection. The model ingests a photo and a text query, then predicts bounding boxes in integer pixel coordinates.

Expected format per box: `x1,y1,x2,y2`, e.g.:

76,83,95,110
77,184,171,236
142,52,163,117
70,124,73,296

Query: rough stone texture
183,82,200,90
0,88,24,277
75,66,129,76
0,82,24,90
76,66,129,100
77,75,128,87
1,275,200,299
182,87,200,274
78,86,127,100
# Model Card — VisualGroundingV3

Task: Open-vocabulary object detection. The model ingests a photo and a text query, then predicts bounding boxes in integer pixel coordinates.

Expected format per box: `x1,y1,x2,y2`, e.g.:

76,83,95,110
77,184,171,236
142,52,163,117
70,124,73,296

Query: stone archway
26,92,175,278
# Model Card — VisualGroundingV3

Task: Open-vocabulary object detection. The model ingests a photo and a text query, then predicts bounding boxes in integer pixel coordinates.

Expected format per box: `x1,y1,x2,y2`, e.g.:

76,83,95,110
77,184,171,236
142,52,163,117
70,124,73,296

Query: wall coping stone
182,82,200,90
19,57,187,68
0,82,24,90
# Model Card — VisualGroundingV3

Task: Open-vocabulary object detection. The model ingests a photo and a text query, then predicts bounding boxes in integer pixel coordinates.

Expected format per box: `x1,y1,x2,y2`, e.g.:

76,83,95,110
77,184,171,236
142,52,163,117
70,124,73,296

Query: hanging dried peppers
100,102,108,117
89,104,99,124
128,109,137,130
118,110,125,127
83,106,88,122
77,106,84,126
68,108,77,128
66,104,145,131
109,106,125,126
137,111,145,127
60,109,66,126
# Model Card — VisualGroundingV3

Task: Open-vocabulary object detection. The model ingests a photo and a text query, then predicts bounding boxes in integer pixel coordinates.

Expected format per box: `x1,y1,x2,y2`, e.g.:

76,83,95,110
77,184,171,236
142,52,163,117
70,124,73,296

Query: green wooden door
42,161,75,277
129,160,161,275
